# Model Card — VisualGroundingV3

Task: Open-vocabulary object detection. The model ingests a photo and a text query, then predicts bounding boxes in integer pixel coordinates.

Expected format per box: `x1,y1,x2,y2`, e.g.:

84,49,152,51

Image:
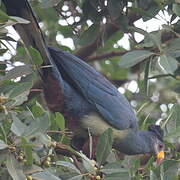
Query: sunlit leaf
0,139,8,150
32,102,45,117
158,55,178,74
28,46,43,65
0,9,9,23
55,112,65,131
9,16,30,24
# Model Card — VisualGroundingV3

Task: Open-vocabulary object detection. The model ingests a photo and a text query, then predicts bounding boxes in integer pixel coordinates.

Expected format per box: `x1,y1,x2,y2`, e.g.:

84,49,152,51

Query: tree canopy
0,0,179,179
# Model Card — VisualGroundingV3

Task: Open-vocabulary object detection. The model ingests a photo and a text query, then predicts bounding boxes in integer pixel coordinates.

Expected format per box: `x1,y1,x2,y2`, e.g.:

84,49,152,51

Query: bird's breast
80,112,130,140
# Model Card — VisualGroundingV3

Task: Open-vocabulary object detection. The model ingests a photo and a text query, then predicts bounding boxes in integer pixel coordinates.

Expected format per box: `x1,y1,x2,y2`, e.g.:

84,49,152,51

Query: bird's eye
159,144,163,149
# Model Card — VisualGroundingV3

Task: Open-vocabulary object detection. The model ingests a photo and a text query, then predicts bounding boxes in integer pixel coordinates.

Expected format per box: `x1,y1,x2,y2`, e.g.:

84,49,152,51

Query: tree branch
86,50,127,62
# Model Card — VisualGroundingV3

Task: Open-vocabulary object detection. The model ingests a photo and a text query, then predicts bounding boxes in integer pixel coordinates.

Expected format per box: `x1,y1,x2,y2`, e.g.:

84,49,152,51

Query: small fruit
46,156,51,161
96,175,101,180
51,141,57,147
175,75,180,80
18,156,24,161
26,176,33,180
0,96,7,103
44,160,50,167
90,160,96,167
47,135,51,141
9,146,16,152
23,159,27,164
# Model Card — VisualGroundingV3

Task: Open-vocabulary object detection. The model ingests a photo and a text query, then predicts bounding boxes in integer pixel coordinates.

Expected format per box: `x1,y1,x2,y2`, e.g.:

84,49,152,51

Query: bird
2,0,164,162
43,46,164,161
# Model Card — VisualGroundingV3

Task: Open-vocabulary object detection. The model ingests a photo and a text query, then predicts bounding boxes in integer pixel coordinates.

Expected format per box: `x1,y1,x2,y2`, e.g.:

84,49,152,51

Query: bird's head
148,125,164,164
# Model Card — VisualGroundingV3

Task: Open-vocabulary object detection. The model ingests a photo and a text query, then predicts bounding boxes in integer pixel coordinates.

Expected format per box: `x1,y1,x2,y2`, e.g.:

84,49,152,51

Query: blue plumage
44,46,164,156
48,46,138,130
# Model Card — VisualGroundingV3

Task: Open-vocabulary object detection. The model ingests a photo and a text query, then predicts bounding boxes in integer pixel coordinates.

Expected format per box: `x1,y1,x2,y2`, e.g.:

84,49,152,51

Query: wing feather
48,47,138,130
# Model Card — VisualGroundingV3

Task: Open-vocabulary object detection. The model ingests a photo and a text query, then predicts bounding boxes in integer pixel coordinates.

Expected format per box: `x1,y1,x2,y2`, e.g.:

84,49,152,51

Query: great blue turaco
3,0,164,163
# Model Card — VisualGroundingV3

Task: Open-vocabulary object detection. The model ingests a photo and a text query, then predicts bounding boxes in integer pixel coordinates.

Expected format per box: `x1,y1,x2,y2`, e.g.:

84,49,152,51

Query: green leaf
158,55,178,74
0,9,9,23
21,138,33,166
10,90,30,106
9,82,32,98
173,3,180,17
79,24,99,46
82,158,95,174
11,113,27,136
96,128,113,166
56,161,81,174
6,154,26,180
55,112,65,130
9,16,30,24
167,38,180,51
32,102,45,117
58,25,74,38
163,160,180,180
165,127,180,139
28,46,43,65
148,33,162,50
32,171,62,180
23,113,49,137
0,139,8,150
119,50,154,68
150,170,158,180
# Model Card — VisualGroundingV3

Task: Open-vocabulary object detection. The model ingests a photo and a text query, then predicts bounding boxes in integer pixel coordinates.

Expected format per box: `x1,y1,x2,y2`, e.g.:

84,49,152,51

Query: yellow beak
156,151,165,164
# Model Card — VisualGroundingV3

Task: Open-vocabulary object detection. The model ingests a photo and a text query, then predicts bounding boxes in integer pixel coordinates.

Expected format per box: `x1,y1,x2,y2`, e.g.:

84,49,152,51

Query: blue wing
48,46,138,130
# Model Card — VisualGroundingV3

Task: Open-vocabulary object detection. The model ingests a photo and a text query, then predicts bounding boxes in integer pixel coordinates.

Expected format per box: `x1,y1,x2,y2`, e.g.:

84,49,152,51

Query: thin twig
148,74,173,79
87,50,127,61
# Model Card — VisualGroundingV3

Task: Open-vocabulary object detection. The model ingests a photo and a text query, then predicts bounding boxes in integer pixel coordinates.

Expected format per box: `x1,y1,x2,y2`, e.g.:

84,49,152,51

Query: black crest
148,125,164,142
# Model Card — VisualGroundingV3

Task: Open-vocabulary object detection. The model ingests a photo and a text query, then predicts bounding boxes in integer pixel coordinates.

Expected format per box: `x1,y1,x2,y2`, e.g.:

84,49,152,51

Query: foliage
0,0,180,180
